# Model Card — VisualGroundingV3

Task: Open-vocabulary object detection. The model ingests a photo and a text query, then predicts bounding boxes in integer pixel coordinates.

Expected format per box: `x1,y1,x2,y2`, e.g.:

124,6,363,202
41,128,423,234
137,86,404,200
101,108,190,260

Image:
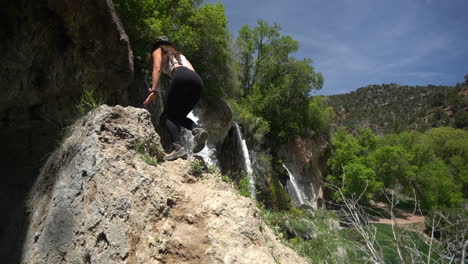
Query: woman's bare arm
185,57,195,71
143,49,163,106
150,48,163,92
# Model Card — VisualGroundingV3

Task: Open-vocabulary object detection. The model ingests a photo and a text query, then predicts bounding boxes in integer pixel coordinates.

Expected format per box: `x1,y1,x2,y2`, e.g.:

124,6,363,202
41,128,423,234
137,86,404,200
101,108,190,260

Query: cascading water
235,123,256,199
181,111,218,166
282,163,305,205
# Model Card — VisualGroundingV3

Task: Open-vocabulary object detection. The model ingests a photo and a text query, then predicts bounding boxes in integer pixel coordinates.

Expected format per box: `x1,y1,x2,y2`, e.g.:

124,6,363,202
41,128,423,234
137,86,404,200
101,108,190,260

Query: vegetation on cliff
326,81,468,134
230,20,330,144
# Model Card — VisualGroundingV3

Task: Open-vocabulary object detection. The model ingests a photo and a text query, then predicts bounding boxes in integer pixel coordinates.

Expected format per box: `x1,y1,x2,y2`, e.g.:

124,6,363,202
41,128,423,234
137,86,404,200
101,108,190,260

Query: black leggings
160,67,203,145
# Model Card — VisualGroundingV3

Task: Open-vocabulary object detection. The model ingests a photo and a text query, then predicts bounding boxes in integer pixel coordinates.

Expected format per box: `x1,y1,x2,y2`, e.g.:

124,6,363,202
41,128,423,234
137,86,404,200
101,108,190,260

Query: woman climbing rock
143,36,208,161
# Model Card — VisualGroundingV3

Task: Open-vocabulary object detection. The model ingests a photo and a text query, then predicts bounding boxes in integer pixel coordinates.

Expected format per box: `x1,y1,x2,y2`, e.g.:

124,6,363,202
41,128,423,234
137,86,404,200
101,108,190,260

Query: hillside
326,83,468,134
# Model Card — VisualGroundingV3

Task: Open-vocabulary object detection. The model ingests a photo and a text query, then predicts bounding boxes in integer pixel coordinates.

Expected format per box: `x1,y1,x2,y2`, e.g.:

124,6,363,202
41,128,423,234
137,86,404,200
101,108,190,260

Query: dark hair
146,43,182,68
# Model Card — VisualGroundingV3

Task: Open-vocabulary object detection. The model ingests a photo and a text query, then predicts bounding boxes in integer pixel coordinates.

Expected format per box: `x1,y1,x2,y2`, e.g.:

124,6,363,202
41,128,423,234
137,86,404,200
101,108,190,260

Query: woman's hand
143,92,157,106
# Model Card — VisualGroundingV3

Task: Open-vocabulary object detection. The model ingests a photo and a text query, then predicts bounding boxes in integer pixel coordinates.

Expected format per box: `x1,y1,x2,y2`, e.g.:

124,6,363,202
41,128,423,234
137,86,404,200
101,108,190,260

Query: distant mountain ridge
325,83,468,134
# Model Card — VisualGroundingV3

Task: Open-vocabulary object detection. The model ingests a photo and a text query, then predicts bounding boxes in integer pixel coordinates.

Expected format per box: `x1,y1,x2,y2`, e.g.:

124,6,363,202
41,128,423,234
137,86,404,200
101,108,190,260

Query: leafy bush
190,159,204,176
237,171,252,198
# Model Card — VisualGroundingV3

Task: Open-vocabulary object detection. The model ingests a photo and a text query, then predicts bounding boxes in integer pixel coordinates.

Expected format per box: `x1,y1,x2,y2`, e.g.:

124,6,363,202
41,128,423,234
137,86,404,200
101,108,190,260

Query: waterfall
235,123,256,199
282,163,305,205
181,111,218,166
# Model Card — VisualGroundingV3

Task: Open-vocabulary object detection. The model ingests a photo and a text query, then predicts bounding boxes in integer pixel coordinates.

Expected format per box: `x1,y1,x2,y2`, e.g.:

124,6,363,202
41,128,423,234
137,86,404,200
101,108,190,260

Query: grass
370,223,444,264
190,160,204,176
238,171,252,198
257,203,361,263
134,141,158,166
76,88,104,115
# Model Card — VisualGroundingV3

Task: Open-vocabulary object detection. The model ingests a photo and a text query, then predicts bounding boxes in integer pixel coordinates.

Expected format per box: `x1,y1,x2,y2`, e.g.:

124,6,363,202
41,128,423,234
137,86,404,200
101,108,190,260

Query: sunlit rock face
20,105,307,264
0,0,133,261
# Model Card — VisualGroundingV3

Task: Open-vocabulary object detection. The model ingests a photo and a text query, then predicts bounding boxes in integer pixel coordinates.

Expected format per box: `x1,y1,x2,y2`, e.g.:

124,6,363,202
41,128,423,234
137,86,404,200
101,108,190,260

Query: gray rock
0,0,133,260
21,106,164,263
21,105,308,264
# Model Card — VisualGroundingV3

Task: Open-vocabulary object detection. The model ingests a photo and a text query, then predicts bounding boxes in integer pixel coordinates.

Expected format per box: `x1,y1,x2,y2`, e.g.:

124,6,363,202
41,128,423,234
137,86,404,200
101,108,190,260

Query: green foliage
76,88,104,115
415,159,463,210
114,0,237,101
270,175,292,211
234,19,325,143
257,205,360,263
190,160,204,176
326,83,468,133
328,162,382,202
328,127,361,174
134,141,158,166
306,96,334,135
327,128,382,202
237,171,252,198
425,208,468,260
369,224,443,264
367,145,412,189
453,109,468,128
213,171,233,184
420,127,468,199
227,99,270,143
327,127,465,210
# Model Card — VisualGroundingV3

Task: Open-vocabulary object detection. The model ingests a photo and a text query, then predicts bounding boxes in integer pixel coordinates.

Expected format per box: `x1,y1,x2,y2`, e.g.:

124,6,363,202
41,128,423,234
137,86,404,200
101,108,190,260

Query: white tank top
162,54,190,75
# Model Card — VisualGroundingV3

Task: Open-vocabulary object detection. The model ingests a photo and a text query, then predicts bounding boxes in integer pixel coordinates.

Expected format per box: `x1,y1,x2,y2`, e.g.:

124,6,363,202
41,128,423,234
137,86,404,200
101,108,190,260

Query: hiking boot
192,128,208,153
164,143,188,161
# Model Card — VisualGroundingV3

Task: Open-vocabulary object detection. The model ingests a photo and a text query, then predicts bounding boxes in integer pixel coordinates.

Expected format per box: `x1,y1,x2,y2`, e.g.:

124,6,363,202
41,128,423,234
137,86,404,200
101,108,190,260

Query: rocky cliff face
0,0,133,259
278,136,329,209
21,105,306,264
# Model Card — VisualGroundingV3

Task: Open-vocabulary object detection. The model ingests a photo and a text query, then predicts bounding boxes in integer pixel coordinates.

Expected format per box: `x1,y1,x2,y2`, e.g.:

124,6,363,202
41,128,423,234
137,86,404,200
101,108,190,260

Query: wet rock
278,136,329,209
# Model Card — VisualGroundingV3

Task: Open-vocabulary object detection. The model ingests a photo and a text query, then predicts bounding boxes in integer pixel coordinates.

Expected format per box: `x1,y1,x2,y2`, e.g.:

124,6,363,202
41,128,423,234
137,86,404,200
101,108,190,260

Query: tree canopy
233,20,326,143
327,127,466,210
114,0,237,101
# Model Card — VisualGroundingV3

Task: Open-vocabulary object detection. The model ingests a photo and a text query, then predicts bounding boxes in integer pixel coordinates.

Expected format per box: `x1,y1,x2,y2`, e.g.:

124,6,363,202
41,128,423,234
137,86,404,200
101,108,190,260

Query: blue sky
207,0,468,95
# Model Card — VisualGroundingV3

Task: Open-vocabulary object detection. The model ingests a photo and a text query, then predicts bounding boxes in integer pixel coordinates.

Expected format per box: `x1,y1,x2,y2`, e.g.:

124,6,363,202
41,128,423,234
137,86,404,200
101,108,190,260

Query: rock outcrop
0,0,133,259
21,105,307,264
278,136,329,209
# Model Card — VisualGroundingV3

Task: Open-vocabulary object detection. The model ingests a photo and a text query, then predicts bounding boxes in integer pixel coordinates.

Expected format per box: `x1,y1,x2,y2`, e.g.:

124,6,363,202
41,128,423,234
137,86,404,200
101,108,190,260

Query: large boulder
21,105,307,264
0,0,133,261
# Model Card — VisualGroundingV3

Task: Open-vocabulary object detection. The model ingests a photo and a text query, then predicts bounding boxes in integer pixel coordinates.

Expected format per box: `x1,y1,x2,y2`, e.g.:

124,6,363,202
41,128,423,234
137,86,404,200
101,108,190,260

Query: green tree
415,159,463,210
327,127,382,202
421,127,468,197
234,20,324,143
367,145,413,190
327,127,362,175
357,128,377,154
114,0,237,101
306,96,334,135
454,110,468,128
